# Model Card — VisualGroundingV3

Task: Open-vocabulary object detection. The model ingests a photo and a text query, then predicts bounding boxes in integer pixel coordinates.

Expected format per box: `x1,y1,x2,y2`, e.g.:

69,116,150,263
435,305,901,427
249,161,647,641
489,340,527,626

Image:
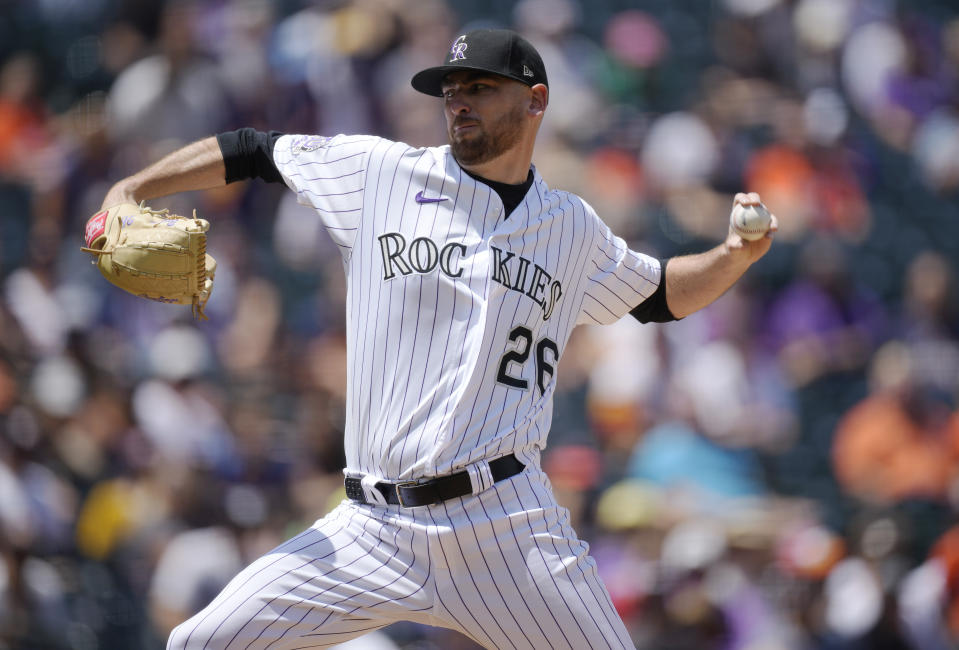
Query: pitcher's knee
166,619,197,650
166,614,230,650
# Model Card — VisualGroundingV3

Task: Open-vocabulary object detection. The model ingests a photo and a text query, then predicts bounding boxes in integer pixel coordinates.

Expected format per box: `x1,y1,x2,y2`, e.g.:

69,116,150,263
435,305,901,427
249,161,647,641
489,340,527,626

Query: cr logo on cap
450,35,468,61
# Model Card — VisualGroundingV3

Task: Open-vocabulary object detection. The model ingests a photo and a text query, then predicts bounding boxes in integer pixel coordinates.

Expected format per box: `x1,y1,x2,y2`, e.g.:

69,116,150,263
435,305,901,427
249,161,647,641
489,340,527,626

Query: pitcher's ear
529,84,548,114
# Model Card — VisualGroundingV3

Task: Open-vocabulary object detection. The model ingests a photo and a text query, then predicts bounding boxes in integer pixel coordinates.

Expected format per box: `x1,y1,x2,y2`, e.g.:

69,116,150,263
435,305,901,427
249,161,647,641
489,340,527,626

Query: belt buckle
393,481,419,508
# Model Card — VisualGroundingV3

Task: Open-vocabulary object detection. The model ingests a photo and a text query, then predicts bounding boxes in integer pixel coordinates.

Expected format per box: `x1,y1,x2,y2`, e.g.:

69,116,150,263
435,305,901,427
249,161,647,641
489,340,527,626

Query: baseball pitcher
91,29,776,649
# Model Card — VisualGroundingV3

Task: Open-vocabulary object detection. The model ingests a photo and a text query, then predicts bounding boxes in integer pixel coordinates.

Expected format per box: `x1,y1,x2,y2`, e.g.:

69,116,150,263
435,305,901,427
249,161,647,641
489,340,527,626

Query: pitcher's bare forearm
664,243,754,319
101,137,226,208
663,192,777,319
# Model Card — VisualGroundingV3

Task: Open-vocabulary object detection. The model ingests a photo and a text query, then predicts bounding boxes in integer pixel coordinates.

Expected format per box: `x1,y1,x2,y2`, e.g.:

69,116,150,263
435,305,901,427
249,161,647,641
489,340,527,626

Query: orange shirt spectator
833,393,959,504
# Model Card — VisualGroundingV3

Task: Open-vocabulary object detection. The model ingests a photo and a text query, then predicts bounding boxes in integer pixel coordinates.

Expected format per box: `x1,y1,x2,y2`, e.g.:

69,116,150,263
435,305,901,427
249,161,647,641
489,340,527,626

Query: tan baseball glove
82,202,216,319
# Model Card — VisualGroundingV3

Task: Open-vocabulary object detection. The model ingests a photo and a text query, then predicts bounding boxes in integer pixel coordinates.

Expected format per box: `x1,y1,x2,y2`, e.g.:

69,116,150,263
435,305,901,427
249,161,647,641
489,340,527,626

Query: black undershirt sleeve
216,128,285,184
629,258,678,323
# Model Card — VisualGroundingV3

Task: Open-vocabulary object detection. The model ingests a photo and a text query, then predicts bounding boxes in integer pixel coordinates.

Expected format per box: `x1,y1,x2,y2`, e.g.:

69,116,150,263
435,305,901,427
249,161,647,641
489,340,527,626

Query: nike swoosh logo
415,191,449,204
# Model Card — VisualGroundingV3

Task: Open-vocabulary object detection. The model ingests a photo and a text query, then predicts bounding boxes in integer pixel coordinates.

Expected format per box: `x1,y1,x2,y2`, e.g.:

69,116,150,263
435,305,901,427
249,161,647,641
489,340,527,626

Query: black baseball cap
411,28,548,97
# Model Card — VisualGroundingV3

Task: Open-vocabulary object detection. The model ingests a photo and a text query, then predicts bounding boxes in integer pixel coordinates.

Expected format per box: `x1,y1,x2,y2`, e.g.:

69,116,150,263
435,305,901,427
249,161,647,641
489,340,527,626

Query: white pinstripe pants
167,468,634,649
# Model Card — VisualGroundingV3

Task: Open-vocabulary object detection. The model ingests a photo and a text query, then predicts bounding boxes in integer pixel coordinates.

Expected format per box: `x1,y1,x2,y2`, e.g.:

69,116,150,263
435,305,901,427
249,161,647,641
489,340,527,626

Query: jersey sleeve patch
290,135,332,154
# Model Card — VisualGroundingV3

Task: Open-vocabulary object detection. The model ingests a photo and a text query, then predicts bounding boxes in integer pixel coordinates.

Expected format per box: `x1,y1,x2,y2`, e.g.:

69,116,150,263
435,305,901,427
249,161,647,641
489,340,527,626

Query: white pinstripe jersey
273,134,661,481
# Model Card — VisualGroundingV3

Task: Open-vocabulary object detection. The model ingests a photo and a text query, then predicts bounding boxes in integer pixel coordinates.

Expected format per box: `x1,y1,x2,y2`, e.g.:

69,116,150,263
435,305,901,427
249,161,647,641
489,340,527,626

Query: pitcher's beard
449,105,525,167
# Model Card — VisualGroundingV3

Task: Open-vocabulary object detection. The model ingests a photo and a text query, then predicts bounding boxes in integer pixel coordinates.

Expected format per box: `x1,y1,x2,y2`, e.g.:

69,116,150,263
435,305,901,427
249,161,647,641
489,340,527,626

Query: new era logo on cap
410,28,548,97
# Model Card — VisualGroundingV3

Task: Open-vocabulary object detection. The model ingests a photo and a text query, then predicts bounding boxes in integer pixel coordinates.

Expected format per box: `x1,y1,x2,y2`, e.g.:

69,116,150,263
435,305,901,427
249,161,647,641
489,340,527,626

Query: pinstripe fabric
167,503,436,649
272,134,660,481
170,133,659,648
168,470,632,649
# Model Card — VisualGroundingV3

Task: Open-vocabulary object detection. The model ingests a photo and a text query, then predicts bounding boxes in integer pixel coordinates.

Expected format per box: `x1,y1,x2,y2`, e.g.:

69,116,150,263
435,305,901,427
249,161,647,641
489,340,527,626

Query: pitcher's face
441,72,531,166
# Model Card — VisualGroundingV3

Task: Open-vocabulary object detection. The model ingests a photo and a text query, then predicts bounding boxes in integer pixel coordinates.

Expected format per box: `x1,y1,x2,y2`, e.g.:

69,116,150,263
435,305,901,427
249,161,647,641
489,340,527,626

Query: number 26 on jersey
496,325,558,396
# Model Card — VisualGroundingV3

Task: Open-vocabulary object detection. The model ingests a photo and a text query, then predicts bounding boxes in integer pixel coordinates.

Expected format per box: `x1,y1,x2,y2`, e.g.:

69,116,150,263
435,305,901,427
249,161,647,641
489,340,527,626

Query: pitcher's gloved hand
82,202,216,319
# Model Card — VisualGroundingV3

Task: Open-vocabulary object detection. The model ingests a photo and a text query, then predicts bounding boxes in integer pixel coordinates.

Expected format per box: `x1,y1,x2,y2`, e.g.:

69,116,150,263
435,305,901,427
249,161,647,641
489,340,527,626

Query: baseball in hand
730,202,773,241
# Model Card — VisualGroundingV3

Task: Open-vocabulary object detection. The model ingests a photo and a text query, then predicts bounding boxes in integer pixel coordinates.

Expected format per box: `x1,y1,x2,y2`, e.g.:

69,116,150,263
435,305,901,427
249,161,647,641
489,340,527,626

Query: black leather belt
344,454,525,507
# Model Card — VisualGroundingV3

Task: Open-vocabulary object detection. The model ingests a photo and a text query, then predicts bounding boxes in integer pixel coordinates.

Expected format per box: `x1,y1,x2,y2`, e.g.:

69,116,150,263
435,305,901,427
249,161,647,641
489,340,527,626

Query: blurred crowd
1,0,958,648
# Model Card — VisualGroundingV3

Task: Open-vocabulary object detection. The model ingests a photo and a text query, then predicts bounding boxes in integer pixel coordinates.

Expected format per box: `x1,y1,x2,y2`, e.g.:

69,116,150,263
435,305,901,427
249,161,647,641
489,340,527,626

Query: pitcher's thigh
432,477,633,649
168,505,427,649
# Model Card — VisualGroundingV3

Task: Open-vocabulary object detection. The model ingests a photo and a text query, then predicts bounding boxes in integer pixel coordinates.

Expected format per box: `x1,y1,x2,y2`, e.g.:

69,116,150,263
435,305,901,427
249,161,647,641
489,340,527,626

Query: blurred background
1,0,958,648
